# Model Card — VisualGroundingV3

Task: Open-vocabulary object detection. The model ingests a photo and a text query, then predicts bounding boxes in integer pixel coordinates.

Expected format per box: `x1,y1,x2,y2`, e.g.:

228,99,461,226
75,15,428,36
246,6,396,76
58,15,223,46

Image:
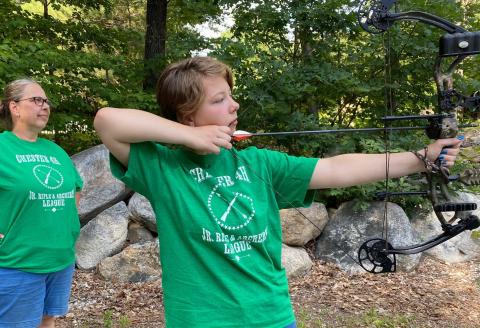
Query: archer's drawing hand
425,136,464,167
186,125,233,155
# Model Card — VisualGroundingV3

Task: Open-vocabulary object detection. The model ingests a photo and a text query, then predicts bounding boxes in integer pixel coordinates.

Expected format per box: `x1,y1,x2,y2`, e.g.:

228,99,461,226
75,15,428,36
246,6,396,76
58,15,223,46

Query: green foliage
2,0,478,210
102,309,113,328
211,0,479,209
472,230,480,240
295,306,420,328
1,0,230,153
100,310,131,327
118,315,131,328
1,0,154,151
360,308,415,328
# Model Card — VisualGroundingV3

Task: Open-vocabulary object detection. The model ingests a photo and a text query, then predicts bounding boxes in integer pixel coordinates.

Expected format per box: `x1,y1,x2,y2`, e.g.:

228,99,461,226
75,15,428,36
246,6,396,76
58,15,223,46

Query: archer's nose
229,97,239,113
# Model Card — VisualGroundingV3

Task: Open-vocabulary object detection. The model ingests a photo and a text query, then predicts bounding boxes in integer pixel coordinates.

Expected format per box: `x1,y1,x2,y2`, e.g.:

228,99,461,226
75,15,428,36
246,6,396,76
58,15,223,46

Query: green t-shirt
111,142,318,328
0,131,83,273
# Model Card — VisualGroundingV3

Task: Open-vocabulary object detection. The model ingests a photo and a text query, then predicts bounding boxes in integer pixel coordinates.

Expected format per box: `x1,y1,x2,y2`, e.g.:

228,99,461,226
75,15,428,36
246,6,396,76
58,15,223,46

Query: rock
128,193,157,232
282,244,313,278
75,202,129,270
315,201,422,274
127,222,155,244
98,240,161,283
281,202,329,246
72,144,131,225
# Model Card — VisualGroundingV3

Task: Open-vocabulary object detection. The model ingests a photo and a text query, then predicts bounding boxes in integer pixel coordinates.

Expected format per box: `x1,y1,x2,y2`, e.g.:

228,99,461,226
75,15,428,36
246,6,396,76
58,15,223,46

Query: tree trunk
42,0,49,18
143,0,167,90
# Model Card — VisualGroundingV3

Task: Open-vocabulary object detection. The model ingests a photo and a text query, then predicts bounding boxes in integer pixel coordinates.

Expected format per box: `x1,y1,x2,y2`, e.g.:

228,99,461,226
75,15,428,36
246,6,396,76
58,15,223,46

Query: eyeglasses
16,96,51,107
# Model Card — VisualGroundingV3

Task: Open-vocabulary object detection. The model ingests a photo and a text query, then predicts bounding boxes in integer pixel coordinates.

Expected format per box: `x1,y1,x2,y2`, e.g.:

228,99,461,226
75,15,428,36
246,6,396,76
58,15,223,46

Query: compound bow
356,0,480,273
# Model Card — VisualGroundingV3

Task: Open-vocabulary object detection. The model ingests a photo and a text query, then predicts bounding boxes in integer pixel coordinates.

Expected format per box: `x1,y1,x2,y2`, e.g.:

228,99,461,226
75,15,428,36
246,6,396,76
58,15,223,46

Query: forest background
1,0,480,208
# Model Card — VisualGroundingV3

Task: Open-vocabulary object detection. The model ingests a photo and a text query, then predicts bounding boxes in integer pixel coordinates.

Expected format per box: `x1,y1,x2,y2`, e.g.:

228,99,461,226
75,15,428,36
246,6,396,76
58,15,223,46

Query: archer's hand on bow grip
425,136,464,167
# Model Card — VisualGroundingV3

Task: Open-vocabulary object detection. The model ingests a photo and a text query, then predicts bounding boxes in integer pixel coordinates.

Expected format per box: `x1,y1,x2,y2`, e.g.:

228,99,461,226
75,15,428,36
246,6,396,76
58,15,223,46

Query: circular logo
33,165,64,190
208,184,255,230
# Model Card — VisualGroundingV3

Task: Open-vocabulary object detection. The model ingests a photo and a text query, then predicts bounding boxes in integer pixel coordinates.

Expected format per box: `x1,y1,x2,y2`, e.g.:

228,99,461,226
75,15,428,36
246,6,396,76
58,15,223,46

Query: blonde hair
156,57,234,123
0,78,40,130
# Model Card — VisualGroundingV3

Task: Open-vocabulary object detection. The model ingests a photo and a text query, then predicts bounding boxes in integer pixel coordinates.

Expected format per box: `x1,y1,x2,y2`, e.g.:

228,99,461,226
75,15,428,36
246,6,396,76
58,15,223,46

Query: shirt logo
208,184,255,230
33,164,64,190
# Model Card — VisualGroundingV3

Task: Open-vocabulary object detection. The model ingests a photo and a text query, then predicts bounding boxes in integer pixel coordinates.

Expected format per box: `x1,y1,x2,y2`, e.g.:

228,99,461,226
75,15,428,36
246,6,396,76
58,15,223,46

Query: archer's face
184,76,239,133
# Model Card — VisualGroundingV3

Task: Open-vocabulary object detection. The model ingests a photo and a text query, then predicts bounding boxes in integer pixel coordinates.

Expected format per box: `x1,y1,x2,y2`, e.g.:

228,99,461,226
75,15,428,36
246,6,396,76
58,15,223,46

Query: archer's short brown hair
156,56,234,123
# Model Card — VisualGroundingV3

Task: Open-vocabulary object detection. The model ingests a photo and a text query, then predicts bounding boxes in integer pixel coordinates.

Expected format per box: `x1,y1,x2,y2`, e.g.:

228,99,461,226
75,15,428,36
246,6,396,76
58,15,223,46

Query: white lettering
189,168,206,182
16,154,50,164
235,166,250,182
202,228,212,242
42,199,65,207
55,190,75,199
224,241,252,254
216,232,236,242
237,228,268,243
49,157,60,165
216,176,234,187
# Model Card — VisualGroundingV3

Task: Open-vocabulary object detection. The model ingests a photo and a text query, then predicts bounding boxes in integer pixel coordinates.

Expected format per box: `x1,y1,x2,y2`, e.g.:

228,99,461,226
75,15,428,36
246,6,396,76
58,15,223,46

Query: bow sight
356,0,480,273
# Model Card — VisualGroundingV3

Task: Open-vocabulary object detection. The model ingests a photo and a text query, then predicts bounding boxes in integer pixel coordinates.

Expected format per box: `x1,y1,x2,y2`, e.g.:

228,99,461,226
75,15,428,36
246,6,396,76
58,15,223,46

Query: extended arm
94,107,233,167
308,137,462,189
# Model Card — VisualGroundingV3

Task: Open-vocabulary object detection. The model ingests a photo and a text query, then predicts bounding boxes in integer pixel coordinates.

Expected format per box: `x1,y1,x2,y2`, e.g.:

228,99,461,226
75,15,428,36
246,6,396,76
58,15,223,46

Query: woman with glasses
0,79,83,328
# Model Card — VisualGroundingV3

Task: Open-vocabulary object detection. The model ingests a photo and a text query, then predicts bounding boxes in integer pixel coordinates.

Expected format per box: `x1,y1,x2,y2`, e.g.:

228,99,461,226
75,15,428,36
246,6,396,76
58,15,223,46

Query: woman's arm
75,192,81,208
94,107,232,167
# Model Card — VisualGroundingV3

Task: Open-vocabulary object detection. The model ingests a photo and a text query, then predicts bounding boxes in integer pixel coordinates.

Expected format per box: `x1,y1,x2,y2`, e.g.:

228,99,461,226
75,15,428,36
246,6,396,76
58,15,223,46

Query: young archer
94,56,462,328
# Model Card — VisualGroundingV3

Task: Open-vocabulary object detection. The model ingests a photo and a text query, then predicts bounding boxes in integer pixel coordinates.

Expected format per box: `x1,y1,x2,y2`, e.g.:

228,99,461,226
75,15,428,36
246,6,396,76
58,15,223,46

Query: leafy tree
19,0,111,18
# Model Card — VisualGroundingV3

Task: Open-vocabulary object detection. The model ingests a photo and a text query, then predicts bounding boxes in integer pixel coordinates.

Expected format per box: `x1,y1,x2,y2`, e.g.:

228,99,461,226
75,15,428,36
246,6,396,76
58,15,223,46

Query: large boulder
128,193,157,232
72,144,131,225
98,240,161,283
75,202,130,270
281,202,329,246
315,201,422,274
282,244,313,278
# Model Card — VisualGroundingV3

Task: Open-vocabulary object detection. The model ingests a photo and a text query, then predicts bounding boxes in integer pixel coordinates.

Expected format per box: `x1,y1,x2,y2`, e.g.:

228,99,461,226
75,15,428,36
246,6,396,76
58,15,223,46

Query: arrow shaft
237,123,476,139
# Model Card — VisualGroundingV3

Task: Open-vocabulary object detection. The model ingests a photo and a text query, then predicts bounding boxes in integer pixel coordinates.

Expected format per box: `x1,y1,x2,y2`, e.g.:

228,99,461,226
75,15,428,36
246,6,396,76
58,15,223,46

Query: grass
295,306,422,328
77,310,131,328
79,304,478,327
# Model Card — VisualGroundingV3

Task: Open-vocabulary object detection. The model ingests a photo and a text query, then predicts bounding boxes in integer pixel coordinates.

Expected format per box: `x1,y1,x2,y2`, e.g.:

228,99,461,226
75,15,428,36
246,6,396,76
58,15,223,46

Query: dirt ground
56,256,480,328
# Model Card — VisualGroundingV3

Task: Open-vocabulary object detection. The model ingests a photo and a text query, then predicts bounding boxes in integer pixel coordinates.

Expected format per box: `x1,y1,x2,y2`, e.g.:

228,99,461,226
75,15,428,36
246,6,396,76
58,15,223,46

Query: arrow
232,127,431,142
232,122,477,142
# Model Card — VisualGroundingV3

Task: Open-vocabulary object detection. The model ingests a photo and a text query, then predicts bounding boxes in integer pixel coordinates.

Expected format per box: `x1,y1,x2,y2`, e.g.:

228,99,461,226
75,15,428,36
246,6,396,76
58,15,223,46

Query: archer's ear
181,114,195,127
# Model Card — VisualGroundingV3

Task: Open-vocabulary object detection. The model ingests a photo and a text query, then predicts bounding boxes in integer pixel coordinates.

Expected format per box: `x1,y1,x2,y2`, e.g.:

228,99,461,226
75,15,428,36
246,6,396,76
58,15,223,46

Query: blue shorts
0,264,75,328
285,322,296,328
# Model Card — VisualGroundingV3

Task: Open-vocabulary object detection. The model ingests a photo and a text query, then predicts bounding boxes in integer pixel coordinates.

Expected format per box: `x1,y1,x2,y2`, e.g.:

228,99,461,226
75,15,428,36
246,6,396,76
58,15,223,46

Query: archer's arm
94,107,233,167
308,137,463,189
